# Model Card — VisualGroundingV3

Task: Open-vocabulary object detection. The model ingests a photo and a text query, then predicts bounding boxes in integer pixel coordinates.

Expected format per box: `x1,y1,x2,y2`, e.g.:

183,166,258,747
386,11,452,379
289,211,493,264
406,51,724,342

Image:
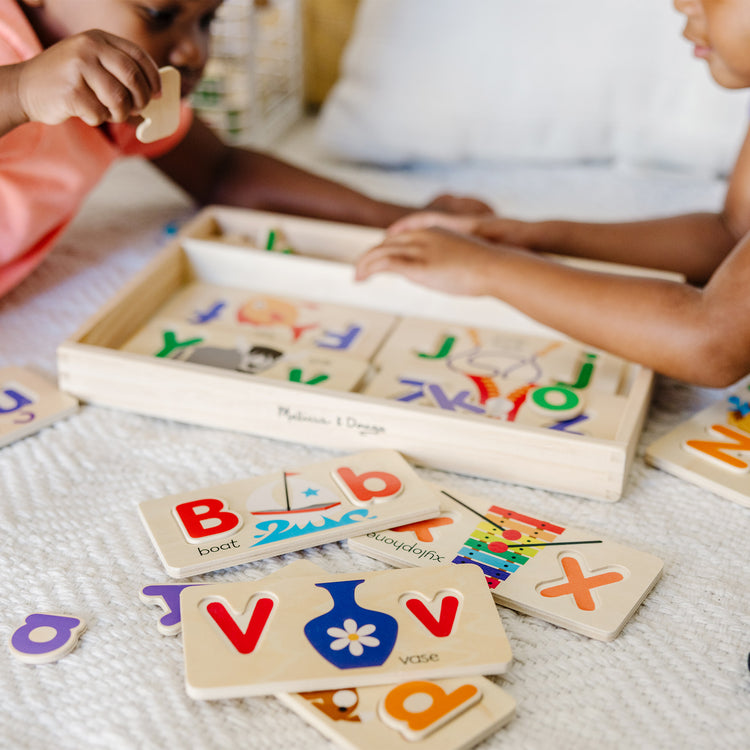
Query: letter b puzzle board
57,206,672,500
138,449,440,577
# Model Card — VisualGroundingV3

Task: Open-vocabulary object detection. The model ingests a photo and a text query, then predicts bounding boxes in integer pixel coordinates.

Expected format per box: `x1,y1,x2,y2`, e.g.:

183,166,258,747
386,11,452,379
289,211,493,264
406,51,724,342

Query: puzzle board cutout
180,563,513,698
645,387,750,508
121,319,369,392
138,449,441,577
143,281,397,359
0,367,78,448
349,487,663,641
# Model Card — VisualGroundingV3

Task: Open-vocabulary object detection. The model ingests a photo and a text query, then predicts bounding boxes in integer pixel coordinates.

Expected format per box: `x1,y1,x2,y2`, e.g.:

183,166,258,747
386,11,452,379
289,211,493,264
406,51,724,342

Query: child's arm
386,128,750,285
387,209,737,287
150,118,491,228
354,226,750,387
0,30,160,137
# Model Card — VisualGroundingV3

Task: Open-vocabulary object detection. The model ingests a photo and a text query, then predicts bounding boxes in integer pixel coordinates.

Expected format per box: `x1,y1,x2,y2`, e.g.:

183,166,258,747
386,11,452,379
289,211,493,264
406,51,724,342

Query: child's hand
387,211,483,236
423,193,495,216
389,211,534,250
17,30,161,127
355,227,505,296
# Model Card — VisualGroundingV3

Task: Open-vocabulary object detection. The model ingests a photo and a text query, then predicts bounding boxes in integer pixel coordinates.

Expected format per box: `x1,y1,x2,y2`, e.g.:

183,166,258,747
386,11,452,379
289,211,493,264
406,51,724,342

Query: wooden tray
58,206,663,501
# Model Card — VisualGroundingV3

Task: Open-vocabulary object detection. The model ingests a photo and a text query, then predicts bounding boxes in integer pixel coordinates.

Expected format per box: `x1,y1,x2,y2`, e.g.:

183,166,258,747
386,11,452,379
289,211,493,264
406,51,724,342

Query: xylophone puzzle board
645,389,750,508
0,367,78,448
180,563,512,698
349,487,663,641
149,281,397,360
138,449,441,577
121,319,370,392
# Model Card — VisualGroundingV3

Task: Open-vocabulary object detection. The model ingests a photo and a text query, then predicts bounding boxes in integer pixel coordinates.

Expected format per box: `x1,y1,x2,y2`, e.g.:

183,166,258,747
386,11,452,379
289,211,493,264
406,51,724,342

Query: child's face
22,0,223,96
674,0,750,88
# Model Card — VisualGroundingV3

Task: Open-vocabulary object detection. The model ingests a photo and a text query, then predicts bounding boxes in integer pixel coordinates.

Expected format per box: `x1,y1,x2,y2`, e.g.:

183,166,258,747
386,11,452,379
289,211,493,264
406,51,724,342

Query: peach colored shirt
0,1,193,297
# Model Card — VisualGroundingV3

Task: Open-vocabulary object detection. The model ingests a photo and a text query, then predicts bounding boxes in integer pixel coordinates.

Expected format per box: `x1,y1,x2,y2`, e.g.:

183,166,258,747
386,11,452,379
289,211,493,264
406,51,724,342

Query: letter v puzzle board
138,449,440,577
140,560,516,749
57,206,678,500
348,486,663,641
645,386,750,508
180,563,512,698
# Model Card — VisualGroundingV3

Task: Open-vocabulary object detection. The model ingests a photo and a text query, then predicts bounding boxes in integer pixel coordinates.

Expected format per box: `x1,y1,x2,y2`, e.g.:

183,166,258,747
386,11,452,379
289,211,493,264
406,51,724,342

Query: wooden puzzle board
279,675,516,750
121,317,371,393
180,564,512,698
57,207,660,500
645,389,750,508
0,367,78,448
141,560,516,748
349,486,663,641
138,449,441,577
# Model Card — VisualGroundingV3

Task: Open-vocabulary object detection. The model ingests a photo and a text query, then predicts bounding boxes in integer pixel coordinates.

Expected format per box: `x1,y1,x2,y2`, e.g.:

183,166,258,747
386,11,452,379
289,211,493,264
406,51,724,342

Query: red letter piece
204,596,276,654
332,467,403,506
402,592,461,637
173,498,242,543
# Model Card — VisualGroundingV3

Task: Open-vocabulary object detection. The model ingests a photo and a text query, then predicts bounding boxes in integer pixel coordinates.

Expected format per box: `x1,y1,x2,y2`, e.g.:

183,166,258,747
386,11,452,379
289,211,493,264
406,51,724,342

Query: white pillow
317,0,749,174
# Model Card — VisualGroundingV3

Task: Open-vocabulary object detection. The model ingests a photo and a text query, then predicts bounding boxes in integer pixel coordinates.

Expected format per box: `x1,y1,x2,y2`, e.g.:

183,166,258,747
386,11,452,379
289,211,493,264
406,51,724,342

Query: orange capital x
392,516,454,542
539,556,623,611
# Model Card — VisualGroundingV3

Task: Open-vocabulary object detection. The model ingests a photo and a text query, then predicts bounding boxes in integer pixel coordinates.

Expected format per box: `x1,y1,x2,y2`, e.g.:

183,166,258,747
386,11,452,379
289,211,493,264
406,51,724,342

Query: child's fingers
387,212,447,235
77,63,140,122
68,78,117,126
93,47,160,116
103,33,162,103
388,212,476,237
354,241,421,281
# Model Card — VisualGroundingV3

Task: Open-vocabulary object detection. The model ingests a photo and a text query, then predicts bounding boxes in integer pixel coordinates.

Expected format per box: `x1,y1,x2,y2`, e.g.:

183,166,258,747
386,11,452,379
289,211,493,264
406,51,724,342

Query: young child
356,0,750,389
0,0,489,297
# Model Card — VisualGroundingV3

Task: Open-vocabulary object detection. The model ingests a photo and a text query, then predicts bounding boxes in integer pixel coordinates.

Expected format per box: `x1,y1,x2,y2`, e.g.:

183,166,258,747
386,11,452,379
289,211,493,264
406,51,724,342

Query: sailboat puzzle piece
645,388,750,508
136,66,181,143
348,487,663,641
138,449,442,577
0,367,78,449
180,563,512,699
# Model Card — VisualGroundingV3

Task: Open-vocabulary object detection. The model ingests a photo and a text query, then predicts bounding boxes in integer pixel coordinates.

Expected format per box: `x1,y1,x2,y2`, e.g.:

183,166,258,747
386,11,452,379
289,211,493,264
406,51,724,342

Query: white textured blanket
1,124,748,749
